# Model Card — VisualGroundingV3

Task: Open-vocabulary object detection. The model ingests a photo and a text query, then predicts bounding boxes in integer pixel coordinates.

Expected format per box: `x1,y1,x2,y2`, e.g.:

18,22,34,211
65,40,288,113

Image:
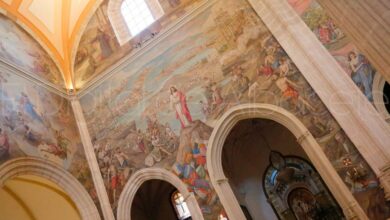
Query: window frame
107,0,165,45
171,190,192,220
120,0,156,36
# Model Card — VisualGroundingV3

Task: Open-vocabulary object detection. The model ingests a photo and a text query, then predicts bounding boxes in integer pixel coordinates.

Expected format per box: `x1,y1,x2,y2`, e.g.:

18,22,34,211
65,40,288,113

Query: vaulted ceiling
0,0,103,89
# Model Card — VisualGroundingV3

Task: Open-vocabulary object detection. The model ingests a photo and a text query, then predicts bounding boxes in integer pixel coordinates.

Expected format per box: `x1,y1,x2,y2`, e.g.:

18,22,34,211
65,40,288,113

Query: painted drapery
79,0,390,218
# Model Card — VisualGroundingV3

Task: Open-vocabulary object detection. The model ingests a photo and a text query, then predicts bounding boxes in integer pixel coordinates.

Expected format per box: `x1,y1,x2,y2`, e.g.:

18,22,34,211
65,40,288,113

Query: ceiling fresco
0,0,103,90
0,0,205,93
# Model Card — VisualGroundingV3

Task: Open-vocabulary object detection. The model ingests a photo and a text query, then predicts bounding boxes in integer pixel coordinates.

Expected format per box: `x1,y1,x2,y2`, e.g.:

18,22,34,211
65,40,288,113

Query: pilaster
71,99,115,220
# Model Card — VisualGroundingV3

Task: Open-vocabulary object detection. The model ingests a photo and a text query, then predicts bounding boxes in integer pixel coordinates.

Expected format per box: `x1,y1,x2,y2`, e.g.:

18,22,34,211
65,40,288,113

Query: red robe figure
170,86,192,128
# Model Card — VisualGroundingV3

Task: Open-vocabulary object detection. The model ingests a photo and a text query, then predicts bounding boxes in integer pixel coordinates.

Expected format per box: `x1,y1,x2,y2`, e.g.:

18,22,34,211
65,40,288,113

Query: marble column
71,99,116,220
317,0,390,83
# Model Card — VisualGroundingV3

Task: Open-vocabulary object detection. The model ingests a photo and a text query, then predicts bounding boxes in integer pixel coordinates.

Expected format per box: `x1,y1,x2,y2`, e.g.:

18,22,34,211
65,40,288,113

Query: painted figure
55,130,70,154
348,52,374,101
318,24,331,44
19,92,43,123
170,86,192,128
275,76,316,112
0,128,9,160
211,83,223,108
24,125,41,145
95,28,113,59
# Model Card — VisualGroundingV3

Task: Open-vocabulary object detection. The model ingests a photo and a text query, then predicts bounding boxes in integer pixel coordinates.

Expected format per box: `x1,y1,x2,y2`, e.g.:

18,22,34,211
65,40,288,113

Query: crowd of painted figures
79,0,388,219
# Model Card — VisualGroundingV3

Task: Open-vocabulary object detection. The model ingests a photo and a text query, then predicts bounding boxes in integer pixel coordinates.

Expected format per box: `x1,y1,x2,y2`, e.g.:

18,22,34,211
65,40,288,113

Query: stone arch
207,103,368,219
117,167,204,220
0,157,101,220
107,0,164,45
372,73,390,123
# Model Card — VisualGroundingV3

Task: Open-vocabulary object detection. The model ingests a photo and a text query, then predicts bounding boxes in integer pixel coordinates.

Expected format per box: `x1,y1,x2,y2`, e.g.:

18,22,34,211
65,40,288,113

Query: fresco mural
0,72,101,214
74,0,204,89
80,0,390,218
287,0,376,103
0,14,64,87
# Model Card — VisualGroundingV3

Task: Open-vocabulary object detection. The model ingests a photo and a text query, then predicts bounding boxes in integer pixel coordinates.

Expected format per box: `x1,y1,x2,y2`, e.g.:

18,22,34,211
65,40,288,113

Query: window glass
121,0,155,35
172,191,191,219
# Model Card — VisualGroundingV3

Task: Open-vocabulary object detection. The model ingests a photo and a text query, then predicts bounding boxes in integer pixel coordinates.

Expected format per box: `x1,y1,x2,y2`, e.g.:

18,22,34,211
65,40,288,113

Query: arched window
171,190,191,220
383,81,390,115
372,73,390,123
109,0,165,45
121,0,155,35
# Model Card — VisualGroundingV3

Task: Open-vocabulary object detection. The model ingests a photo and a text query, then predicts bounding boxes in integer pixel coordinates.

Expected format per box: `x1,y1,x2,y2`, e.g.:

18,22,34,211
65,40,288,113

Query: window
372,73,390,123
383,81,390,115
121,0,155,36
171,191,191,220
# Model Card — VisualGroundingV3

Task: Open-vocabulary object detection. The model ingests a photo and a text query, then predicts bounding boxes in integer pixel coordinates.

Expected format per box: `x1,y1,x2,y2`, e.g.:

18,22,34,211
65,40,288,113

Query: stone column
317,0,390,83
71,99,115,220
249,0,390,199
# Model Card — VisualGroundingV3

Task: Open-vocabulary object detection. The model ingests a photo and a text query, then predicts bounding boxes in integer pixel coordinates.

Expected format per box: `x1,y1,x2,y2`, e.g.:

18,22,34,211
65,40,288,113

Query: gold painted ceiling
0,0,102,90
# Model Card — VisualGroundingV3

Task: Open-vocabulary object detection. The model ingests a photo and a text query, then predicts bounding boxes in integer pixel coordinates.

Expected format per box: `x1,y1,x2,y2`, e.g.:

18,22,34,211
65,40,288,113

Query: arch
207,103,368,220
117,167,204,220
107,0,164,45
0,157,101,220
372,73,390,123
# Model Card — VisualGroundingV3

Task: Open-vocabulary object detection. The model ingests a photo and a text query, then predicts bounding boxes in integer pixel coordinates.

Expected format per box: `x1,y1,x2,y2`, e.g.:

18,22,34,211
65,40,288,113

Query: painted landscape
79,0,390,218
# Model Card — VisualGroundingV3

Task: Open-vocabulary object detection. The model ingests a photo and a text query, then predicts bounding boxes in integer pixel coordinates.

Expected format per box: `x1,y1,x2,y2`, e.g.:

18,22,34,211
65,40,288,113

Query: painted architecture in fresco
74,0,205,89
78,0,390,219
0,71,100,212
0,14,64,87
287,0,376,103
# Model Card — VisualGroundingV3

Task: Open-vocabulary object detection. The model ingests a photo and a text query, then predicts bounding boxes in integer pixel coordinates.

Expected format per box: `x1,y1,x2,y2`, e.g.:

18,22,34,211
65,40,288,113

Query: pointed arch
207,103,368,219
117,167,204,220
0,157,101,220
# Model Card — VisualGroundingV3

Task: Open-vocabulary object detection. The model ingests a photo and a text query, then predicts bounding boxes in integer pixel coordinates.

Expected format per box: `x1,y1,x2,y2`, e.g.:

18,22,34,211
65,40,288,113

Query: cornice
0,58,71,99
